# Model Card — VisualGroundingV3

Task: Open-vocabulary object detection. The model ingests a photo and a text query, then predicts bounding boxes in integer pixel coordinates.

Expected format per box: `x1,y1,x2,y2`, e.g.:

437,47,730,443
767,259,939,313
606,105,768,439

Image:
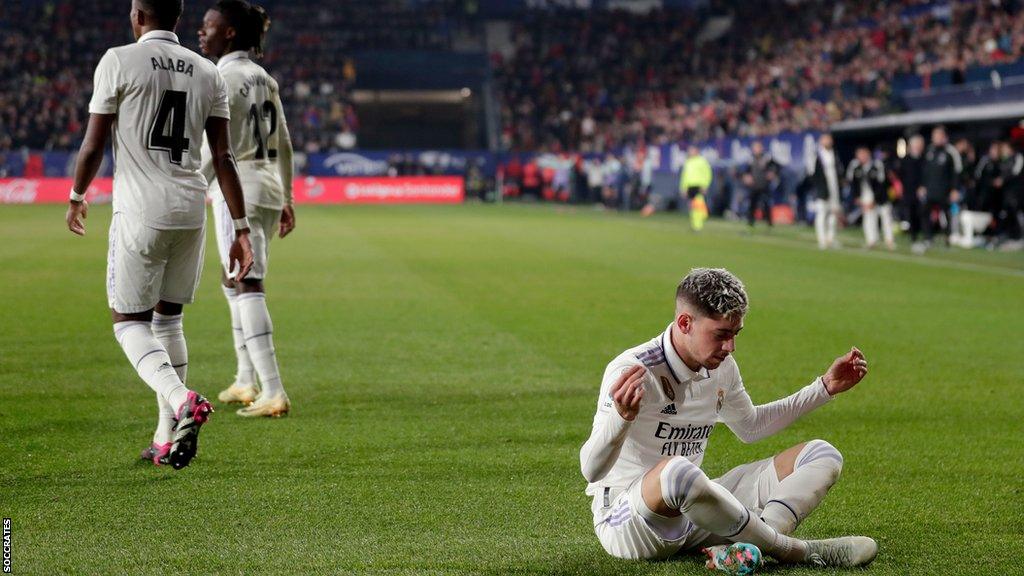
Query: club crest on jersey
660,376,675,401
716,389,724,414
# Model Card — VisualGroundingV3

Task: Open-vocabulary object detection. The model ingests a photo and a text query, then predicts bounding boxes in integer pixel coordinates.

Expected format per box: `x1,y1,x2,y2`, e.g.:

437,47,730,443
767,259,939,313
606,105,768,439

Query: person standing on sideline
199,0,296,418
680,145,712,230
742,141,778,230
916,126,961,253
846,147,894,250
65,0,254,468
807,133,843,249
580,268,878,567
897,135,926,242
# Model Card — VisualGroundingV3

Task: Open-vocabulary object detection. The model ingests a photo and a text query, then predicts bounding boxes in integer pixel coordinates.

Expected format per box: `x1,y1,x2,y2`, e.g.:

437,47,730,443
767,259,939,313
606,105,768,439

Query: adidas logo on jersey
660,403,677,415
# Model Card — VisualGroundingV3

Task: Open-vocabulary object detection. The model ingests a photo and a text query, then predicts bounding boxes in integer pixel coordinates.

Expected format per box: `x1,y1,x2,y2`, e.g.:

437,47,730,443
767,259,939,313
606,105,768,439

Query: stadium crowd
494,0,1024,152
0,0,476,154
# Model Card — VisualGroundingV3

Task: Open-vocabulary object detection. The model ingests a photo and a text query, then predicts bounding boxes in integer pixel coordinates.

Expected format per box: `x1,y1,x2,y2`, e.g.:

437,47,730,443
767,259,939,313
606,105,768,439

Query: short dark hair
676,268,748,319
214,0,271,58
137,0,183,29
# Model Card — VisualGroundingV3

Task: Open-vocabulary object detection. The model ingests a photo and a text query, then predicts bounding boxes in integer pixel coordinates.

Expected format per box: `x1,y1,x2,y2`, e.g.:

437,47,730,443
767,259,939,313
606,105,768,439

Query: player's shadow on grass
520,549,791,576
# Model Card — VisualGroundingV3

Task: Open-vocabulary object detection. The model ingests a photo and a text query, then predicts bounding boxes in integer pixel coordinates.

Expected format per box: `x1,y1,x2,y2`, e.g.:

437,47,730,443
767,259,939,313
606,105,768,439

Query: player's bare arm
205,116,253,281
66,113,115,236
278,117,296,238
822,347,868,395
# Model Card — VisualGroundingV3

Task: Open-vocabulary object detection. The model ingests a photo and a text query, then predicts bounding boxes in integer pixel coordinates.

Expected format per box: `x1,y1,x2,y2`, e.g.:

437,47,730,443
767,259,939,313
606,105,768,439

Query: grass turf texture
1,203,1022,575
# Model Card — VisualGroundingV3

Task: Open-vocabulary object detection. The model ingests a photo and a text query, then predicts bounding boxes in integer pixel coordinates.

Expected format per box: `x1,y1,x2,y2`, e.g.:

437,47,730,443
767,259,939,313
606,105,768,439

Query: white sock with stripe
150,312,187,444
761,440,843,535
237,292,284,398
153,393,175,445
113,321,189,412
151,312,187,382
223,286,256,387
660,456,807,562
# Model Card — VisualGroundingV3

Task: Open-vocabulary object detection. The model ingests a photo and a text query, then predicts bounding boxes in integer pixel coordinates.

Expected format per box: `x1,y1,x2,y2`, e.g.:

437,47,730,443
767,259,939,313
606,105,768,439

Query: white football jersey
580,325,832,510
207,51,289,210
89,30,229,229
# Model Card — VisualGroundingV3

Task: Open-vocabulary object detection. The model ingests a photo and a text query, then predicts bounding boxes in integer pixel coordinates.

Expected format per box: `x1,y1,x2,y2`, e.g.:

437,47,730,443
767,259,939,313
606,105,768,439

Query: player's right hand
279,205,296,238
229,232,254,282
611,365,646,421
66,200,88,236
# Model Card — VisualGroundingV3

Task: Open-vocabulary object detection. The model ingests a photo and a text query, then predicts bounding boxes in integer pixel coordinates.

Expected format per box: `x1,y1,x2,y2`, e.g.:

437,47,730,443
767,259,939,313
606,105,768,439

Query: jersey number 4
248,100,278,160
148,90,190,165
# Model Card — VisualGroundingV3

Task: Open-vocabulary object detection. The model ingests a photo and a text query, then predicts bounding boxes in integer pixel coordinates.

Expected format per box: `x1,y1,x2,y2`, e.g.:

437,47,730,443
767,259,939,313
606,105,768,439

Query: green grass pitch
1,203,1022,575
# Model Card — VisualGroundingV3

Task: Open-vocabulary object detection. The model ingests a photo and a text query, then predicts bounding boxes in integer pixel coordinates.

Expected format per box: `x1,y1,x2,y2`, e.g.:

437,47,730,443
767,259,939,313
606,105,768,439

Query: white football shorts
212,197,281,281
592,456,779,560
105,212,205,314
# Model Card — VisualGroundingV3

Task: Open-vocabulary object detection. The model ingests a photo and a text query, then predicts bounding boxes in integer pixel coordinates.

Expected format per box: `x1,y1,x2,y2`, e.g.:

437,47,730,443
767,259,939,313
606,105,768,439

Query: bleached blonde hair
676,268,749,319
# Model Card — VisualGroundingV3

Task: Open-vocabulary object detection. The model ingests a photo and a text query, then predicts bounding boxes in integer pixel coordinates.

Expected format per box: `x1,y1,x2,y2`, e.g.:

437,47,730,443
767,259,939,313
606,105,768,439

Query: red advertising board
293,176,464,204
0,176,464,205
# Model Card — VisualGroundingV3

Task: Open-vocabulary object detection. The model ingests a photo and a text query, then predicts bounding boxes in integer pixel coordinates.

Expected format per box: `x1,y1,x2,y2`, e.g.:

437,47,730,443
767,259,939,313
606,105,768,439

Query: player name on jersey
239,73,270,98
151,56,194,77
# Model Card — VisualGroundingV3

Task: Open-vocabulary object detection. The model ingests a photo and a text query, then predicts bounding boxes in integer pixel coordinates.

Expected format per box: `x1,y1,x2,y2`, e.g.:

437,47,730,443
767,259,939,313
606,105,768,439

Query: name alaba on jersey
580,324,832,503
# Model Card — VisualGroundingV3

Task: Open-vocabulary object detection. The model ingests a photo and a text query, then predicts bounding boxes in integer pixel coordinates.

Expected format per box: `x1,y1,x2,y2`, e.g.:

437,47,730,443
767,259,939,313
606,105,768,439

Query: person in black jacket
897,135,926,243
997,141,1023,244
743,141,780,228
973,141,1003,240
847,147,893,250
807,133,844,249
916,126,962,252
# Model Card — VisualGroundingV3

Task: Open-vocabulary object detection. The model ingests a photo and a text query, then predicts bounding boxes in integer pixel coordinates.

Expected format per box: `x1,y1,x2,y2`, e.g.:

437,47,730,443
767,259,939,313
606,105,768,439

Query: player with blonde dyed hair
580,268,878,568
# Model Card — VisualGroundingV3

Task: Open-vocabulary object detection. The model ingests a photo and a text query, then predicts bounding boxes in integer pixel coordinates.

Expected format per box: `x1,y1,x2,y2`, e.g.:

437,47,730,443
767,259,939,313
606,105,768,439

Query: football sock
237,292,284,398
223,286,256,387
761,440,843,535
114,321,189,412
153,393,175,445
151,312,187,383
660,456,807,562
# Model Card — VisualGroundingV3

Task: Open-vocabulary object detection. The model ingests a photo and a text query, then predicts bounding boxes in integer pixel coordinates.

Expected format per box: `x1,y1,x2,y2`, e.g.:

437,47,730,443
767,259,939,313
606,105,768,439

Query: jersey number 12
248,100,278,160
148,90,190,165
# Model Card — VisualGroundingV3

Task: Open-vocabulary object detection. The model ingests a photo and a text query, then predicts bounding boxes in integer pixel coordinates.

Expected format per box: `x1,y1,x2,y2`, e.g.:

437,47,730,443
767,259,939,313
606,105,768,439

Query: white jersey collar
661,324,711,384
217,50,249,70
138,30,180,45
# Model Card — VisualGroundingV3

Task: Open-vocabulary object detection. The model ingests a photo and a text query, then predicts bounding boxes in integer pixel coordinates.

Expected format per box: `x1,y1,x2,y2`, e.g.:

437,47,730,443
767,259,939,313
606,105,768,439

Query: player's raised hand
229,232,254,282
611,365,646,421
823,347,868,395
66,200,88,236
279,205,296,238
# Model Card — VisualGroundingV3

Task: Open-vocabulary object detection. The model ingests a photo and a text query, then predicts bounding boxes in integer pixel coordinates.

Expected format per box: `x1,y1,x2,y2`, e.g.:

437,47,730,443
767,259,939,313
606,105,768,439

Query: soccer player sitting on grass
579,268,877,569
66,0,253,469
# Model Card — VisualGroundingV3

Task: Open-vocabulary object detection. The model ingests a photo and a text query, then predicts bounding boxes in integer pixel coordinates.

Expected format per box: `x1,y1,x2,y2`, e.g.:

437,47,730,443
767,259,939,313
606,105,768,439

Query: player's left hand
822,347,868,395
66,200,88,236
279,205,296,238
229,232,254,282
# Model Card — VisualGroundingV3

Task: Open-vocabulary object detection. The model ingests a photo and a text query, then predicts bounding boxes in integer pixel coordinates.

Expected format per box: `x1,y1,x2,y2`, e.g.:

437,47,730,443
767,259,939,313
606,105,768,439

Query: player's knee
659,456,710,511
797,439,843,481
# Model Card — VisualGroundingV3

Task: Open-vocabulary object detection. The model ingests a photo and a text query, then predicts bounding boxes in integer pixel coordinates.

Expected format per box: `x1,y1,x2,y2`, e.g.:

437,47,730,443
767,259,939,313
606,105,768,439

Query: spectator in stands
916,126,962,253
847,146,894,250
808,133,844,249
742,141,779,230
